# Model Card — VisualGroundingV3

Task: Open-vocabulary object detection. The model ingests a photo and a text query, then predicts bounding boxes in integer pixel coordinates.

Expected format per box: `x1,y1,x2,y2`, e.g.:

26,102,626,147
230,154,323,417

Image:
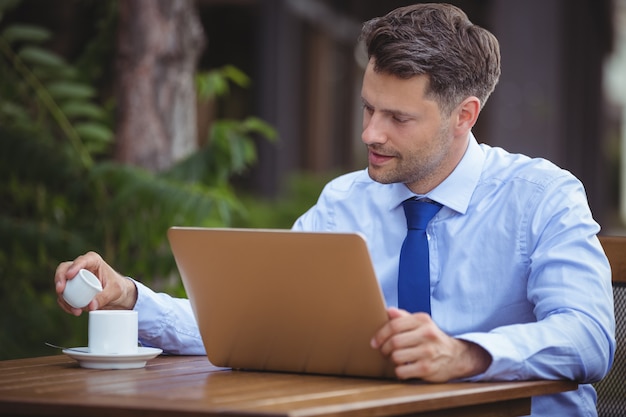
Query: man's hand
55,251,138,316
371,307,492,382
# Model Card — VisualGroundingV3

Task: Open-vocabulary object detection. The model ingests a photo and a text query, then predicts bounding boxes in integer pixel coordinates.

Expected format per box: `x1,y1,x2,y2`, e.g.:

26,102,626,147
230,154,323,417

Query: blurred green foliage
0,0,328,360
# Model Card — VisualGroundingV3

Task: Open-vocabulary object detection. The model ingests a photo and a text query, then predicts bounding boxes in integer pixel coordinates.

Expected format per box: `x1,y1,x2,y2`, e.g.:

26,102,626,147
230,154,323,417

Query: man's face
361,59,464,194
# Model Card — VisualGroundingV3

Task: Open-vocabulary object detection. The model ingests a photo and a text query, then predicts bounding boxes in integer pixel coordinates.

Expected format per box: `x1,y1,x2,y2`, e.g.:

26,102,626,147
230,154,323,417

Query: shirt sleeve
132,279,206,355
457,175,615,383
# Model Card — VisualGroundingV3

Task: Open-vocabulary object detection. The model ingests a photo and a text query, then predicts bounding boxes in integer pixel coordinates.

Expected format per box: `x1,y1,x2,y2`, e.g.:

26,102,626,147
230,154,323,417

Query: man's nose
362,114,387,145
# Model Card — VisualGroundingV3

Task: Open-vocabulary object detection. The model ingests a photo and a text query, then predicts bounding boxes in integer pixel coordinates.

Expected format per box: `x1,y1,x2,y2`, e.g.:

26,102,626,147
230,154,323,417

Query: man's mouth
368,149,395,165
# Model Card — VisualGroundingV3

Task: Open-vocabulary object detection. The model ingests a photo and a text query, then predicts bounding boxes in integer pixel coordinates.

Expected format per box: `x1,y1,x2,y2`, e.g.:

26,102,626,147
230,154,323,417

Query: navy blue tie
398,199,441,314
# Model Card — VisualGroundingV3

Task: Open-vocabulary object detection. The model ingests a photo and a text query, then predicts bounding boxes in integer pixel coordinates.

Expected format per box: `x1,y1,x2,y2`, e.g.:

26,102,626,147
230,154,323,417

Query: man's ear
453,96,480,135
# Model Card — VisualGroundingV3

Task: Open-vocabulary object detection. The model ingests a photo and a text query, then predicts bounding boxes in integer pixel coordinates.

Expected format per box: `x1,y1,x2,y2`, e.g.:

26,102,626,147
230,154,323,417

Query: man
55,4,615,416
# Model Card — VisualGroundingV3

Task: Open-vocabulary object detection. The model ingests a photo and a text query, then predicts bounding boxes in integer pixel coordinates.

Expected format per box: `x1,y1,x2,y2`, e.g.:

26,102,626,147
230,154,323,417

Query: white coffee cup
62,269,103,309
88,310,138,355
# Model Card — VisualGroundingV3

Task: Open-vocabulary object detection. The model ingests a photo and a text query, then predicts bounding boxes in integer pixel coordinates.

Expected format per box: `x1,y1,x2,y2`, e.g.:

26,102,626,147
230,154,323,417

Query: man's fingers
371,308,427,350
387,307,410,319
64,251,103,279
56,297,83,317
55,252,107,315
54,261,73,293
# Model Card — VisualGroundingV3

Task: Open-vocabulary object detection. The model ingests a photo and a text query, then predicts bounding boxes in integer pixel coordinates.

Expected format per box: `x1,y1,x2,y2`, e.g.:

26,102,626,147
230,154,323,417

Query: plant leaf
196,71,229,100
242,116,278,141
17,46,65,68
46,81,95,100
221,65,250,87
0,100,29,121
74,122,113,144
60,101,107,120
1,24,50,43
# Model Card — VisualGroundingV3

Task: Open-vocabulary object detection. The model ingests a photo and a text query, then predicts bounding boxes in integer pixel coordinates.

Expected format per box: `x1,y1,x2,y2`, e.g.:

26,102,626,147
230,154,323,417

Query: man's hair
360,3,501,115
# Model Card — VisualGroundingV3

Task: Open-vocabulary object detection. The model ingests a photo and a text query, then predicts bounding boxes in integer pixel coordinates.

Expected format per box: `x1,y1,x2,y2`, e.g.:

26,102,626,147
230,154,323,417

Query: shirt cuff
456,332,525,381
131,278,206,355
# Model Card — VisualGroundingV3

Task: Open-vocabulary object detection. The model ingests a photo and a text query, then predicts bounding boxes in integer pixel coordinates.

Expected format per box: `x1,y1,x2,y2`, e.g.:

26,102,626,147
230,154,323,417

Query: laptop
167,227,396,379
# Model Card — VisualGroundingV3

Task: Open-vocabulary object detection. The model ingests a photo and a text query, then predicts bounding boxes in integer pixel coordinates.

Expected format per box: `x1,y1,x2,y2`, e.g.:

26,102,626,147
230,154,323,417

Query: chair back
595,236,626,417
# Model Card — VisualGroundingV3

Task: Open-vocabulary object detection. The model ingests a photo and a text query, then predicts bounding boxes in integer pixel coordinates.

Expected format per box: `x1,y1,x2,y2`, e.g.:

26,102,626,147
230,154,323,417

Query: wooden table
0,354,577,417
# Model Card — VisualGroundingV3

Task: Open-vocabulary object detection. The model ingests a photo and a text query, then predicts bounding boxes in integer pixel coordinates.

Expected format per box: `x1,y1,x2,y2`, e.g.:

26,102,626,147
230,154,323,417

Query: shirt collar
387,133,485,214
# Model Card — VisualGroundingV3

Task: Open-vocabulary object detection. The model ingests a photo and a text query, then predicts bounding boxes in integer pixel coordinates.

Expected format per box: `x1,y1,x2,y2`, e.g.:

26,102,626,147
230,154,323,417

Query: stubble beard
367,124,452,188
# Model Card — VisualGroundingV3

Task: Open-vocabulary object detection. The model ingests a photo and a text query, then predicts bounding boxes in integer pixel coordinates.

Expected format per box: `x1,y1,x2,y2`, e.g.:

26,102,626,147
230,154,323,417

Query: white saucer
62,347,163,369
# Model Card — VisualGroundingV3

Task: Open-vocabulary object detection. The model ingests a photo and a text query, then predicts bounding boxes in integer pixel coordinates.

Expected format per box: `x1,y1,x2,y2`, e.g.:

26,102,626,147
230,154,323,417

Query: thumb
90,289,120,311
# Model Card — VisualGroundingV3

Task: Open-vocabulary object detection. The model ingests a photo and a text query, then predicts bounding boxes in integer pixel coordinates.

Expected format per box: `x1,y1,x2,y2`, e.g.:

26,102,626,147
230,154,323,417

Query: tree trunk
115,0,205,172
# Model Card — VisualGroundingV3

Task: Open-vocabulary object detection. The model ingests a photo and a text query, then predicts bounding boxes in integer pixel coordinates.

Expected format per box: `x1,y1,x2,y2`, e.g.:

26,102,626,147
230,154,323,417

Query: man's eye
393,116,409,123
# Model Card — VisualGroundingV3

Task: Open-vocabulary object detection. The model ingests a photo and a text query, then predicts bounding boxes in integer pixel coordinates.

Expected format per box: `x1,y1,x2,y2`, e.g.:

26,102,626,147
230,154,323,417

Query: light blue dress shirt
134,134,615,417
